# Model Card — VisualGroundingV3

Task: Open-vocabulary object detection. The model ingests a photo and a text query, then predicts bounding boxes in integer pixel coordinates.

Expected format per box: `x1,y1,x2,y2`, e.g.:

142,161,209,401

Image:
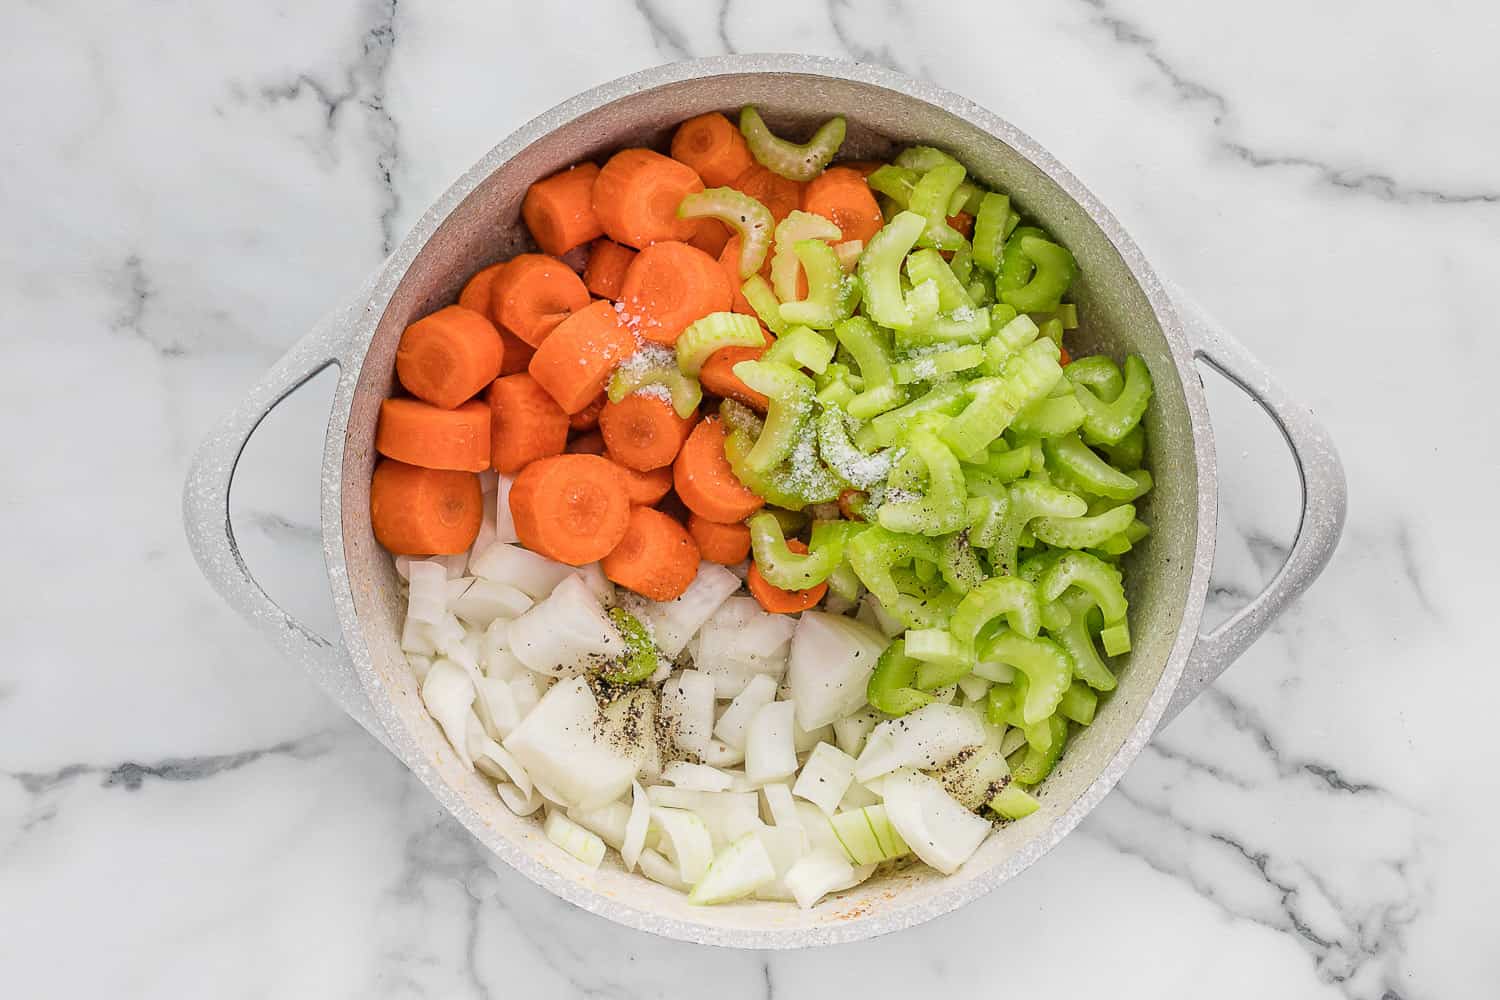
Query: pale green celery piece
862,380,968,447
990,480,1087,576
846,383,907,421
894,145,962,173
763,324,835,374
967,494,1007,549
982,314,1041,374
1012,713,1068,783
898,305,991,348
857,211,927,330
972,192,1012,273
678,187,774,278
739,107,845,181
723,424,839,510
950,576,1043,643
910,558,939,585
719,397,764,438
1028,303,1079,331
948,180,984,217
746,510,842,590
602,607,659,684
893,344,985,385
906,627,974,684
867,165,919,209
1100,621,1131,656
675,312,765,376
1048,588,1115,691
964,442,1031,482
1092,531,1134,556
771,211,844,300
905,279,941,331
948,243,975,287
1076,355,1154,445
741,274,787,335
909,162,968,250
906,248,973,312
989,783,1040,820
1039,551,1128,625
779,240,860,329
732,360,815,472
1043,433,1142,499
1000,236,1077,312
967,272,995,308
866,638,933,716
1101,425,1146,471
1065,355,1124,401
1010,392,1086,437
1003,210,1021,239
608,362,704,419
997,226,1046,293
886,443,927,493
1032,503,1136,549
938,531,985,593
941,338,1062,457
1018,549,1066,584
875,431,969,536
835,316,895,389
1124,518,1151,544
816,407,891,489
828,559,864,602
767,507,808,535
846,526,956,628
980,629,1072,725
1059,681,1097,726
1037,317,1065,348
1038,598,1072,632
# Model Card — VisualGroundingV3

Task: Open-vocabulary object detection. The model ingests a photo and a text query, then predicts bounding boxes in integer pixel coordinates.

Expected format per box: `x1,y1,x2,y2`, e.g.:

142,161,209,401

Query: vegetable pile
373,106,1154,907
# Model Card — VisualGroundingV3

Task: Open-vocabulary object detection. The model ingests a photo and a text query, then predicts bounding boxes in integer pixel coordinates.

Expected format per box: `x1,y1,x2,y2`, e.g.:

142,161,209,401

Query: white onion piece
502,677,638,810
466,712,532,795
470,542,573,599
793,742,856,815
420,659,475,768
695,597,797,696
661,761,734,792
794,801,845,856
856,593,905,638
545,810,606,869
480,620,527,679
881,769,992,875
442,629,484,686
838,781,881,810
711,674,778,751
394,554,413,581
645,789,759,847
496,781,543,816
567,799,632,850
629,563,740,658
405,653,432,682
785,849,857,909
699,738,745,768
473,488,497,557
786,612,889,730
472,676,521,741
853,704,988,783
622,781,650,871
660,670,716,755
745,701,798,787
428,612,466,659
636,847,689,890
400,616,437,656
600,688,662,783
689,834,776,904
508,673,543,720
794,719,835,754
761,782,802,831
957,673,993,703
572,562,615,605
651,807,714,885
493,474,519,544
451,578,533,627
750,823,811,901
833,708,882,757
507,575,623,676
405,560,449,625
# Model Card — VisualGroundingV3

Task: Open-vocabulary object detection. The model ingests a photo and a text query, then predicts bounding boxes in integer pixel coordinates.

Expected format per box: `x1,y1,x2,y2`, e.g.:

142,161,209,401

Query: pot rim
321,53,1219,947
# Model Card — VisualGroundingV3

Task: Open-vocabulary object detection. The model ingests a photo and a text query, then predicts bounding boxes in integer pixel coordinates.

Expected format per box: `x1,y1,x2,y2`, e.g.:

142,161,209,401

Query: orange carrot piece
376,398,490,472
394,305,504,410
731,164,803,223
582,239,637,300
508,453,631,565
699,345,771,412
837,488,867,522
688,513,751,565
569,393,607,431
566,429,607,455
527,299,638,414
459,263,506,314
371,459,483,555
489,254,591,348
688,218,732,258
601,506,701,601
498,330,537,376
487,373,569,474
748,539,827,613
599,393,696,471
719,236,758,316
618,240,732,345
947,212,975,239
1058,344,1072,367
836,160,885,178
522,163,604,257
592,148,704,250
670,112,755,187
801,167,884,245
673,417,765,524
608,456,674,505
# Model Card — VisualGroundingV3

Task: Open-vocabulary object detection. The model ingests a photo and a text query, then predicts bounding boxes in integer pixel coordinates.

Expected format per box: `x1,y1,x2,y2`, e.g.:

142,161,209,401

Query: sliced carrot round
698,329,773,412
592,148,704,250
688,513,751,565
371,459,482,555
569,393,607,431
618,240,732,345
394,305,504,410
566,429,607,455
582,239,637,300
527,300,638,414
599,393,696,471
508,454,631,565
459,263,506,314
672,417,764,524
687,218,732,259
731,164,803,223
608,456,674,505
748,539,827,613
375,398,490,472
487,373,569,474
670,112,754,187
489,254,591,348
522,163,603,257
802,166,884,245
835,160,885,178
602,506,701,601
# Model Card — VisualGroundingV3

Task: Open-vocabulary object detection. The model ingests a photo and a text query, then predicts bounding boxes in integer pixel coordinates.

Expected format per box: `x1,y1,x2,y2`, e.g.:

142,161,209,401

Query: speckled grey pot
183,55,1346,947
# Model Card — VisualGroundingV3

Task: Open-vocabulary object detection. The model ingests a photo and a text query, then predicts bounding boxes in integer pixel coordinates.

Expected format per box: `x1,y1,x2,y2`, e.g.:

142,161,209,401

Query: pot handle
182,309,395,752
1159,288,1347,725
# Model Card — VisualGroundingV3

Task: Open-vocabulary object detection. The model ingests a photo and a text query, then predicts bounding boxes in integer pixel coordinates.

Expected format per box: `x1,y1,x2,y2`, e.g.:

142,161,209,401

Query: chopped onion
544,809,606,869
469,542,573,599
406,653,432,682
785,849,857,909
493,474,519,544
832,708,881,757
694,597,797,696
689,834,776,904
699,738,745,768
466,712,532,795
838,781,881,811
480,619,527,679
853,704,988,782
636,847,689,890
830,804,910,864
786,612,889,730
794,719,835,754
760,782,802,831
661,761,734,792
622,781,650,871
451,578,533,627
711,674,778,751
795,800,845,856
646,788,760,847
502,677,638,809
651,807,714,885
496,781,543,816
406,559,450,625
881,769,992,874
855,593,905,638
420,659,475,768
567,798,632,850
956,673,992,702
401,616,437,656
572,561,614,605
660,670,716,755
629,563,740,658
793,742,856,814
745,701,798,786
472,676,521,741
506,575,623,676
750,823,811,901
508,672,543,720
600,687,663,783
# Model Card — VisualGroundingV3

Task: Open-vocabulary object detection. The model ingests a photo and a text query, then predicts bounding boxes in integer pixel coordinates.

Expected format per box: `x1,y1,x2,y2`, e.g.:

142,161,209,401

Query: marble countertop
4,1,1497,996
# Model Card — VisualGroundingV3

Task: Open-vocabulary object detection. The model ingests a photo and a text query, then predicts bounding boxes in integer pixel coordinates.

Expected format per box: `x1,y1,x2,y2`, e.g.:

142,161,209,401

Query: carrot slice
837,488,867,522
592,148,704,250
719,236,757,316
608,456,674,505
487,373,569,474
582,239,637,300
599,393,696,471
497,330,537,376
371,459,483,555
618,240,732,345
527,299,638,414
569,393,607,431
566,429,607,455
522,163,604,257
459,263,506,314
394,305,504,410
673,417,765,523
489,254,591,348
670,112,755,187
699,325,774,412
601,506,701,601
947,212,975,239
508,453,631,565
688,513,751,565
802,166,884,245
687,218,732,259
836,160,885,178
376,398,490,472
731,164,803,223
748,539,827,613
1058,344,1072,367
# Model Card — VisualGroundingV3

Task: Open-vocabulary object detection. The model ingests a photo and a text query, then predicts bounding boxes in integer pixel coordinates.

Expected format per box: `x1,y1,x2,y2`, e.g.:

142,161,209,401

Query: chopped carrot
748,539,827,613
688,513,751,565
731,164,803,223
582,239,637,300
371,459,482,555
719,236,757,316
394,305,504,410
599,393,696,471
508,453,631,565
608,456,674,505
566,429,606,455
947,212,975,239
458,263,506,314
601,506,701,601
487,373,569,474
836,160,885,178
837,488,867,522
656,489,691,524
527,299,638,414
618,240,732,345
688,218,732,259
522,163,604,257
1058,344,1072,366
670,112,754,187
569,393,607,431
376,398,490,472
673,417,764,524
489,254,591,348
699,345,770,412
592,148,704,250
801,167,884,244
497,331,536,376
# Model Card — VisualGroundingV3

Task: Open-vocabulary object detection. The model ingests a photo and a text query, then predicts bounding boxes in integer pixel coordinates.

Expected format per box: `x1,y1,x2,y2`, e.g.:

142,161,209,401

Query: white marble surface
2,1,1497,996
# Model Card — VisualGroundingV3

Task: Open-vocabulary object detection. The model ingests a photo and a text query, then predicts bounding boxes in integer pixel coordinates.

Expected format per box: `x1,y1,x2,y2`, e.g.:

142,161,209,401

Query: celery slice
739,107,846,181
676,312,766,376
679,187,774,278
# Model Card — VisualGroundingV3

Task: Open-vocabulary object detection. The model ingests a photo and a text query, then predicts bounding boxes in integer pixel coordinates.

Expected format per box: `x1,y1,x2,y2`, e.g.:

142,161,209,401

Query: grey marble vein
107,253,183,358
5,733,334,795
826,0,910,74
1391,522,1438,618
716,0,739,55
1206,689,1390,797
634,0,694,60
244,509,322,545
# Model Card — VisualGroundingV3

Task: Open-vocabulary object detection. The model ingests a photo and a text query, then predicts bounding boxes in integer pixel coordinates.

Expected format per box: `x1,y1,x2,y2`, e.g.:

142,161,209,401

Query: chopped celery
909,161,968,251
1100,621,1131,656
998,226,1047,293
732,360,815,472
1058,680,1098,725
867,164,918,208
950,577,1043,644
771,211,843,300
938,531,985,594
979,630,1071,725
1076,354,1154,445
741,274,788,335
1065,355,1125,401
602,607,659,684
1011,392,1086,438
989,782,1040,820
893,344,985,385
763,324,835,374
1048,588,1116,691
1039,551,1129,625
1000,236,1077,312
816,408,892,489
677,312,766,376
779,239,861,329
608,359,704,419
857,211,929,329
679,187,774,278
1101,425,1146,471
972,191,1011,273
1043,433,1143,499
1031,502,1136,549
1011,713,1068,783
739,107,845,181
894,146,962,173
906,248,974,311
830,804,911,864
875,431,969,536
867,638,934,716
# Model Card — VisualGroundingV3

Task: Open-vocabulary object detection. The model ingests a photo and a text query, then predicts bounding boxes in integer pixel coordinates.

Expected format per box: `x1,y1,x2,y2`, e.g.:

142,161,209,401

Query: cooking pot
183,55,1346,947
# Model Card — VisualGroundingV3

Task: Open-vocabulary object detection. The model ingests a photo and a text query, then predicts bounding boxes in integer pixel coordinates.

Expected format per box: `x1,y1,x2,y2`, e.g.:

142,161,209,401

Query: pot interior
338,64,1203,943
